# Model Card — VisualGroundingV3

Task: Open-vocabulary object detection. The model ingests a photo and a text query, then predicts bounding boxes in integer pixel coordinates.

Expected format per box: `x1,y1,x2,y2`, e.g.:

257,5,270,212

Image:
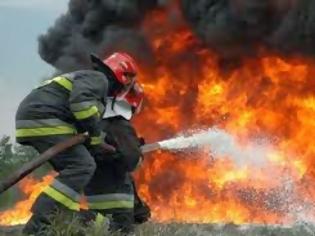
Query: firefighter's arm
105,117,143,172
69,71,108,147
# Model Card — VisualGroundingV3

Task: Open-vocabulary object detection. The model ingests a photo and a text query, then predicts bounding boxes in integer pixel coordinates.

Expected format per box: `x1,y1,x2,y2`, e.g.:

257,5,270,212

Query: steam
159,128,275,166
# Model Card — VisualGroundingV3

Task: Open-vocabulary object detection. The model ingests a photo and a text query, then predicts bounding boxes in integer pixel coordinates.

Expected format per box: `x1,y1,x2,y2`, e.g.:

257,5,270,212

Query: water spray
142,128,274,167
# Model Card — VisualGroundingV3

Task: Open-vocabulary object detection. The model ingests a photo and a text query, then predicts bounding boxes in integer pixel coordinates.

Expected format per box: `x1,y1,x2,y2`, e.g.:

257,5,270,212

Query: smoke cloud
39,0,315,72
38,0,160,72
181,0,315,58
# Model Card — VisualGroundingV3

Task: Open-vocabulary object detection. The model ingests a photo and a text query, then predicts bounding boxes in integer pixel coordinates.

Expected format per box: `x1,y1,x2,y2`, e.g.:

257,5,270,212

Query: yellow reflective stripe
43,186,80,211
38,76,73,91
16,119,72,129
16,126,77,138
73,106,99,120
52,76,73,91
90,136,102,145
88,200,134,210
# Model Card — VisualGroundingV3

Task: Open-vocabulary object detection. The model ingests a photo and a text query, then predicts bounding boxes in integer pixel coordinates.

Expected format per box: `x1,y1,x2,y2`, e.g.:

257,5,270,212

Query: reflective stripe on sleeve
52,76,73,91
39,76,73,91
90,136,103,145
16,126,77,138
16,119,77,138
70,101,98,112
73,105,99,120
16,119,73,129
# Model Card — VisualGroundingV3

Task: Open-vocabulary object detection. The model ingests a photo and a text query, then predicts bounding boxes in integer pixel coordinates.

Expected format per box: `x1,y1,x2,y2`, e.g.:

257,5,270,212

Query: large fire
1,5,315,226
133,8,315,224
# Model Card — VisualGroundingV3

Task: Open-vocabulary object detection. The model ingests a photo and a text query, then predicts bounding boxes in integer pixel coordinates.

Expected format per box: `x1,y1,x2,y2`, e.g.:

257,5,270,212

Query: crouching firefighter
82,54,150,235
16,52,138,235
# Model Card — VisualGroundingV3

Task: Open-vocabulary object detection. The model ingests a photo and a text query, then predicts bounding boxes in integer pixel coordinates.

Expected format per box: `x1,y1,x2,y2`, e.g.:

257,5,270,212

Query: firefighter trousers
23,135,96,235
83,160,134,233
80,160,150,234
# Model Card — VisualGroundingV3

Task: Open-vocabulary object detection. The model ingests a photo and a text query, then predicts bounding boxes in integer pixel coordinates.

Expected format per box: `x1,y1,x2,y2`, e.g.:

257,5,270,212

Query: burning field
2,0,315,233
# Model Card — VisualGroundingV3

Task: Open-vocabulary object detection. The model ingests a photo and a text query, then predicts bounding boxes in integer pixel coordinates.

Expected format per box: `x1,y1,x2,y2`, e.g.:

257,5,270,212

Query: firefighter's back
16,80,72,121
15,70,106,144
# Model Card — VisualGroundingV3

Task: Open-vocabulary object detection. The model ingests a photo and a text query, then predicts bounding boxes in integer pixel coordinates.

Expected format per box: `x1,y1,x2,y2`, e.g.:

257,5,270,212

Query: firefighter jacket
98,116,143,172
15,70,108,148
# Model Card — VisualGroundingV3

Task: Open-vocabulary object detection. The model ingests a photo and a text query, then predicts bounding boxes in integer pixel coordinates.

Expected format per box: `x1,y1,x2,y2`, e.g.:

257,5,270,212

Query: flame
133,8,315,224
0,175,54,226
2,5,315,226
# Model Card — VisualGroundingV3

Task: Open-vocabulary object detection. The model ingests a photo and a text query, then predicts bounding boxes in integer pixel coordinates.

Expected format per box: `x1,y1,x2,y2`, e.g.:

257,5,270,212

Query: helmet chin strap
107,75,123,97
111,95,117,111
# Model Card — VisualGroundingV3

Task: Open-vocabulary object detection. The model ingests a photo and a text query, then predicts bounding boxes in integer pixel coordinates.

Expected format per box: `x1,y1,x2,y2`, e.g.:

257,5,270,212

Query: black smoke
181,0,315,58
39,0,315,73
38,0,161,72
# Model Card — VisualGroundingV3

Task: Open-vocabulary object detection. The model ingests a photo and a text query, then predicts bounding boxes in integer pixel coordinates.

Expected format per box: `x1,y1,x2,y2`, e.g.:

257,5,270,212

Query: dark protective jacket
99,116,143,172
15,70,108,147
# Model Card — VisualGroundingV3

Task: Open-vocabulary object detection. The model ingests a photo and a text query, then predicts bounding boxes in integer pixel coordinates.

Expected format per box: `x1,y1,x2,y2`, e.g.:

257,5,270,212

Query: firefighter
16,52,139,235
83,81,151,235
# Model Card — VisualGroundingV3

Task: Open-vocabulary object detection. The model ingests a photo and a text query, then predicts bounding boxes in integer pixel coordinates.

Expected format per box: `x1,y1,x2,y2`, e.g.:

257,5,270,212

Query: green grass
1,215,315,236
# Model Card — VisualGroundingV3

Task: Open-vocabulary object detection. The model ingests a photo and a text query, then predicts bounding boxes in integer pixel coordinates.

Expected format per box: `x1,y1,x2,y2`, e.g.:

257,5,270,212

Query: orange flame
133,8,315,224
0,175,54,226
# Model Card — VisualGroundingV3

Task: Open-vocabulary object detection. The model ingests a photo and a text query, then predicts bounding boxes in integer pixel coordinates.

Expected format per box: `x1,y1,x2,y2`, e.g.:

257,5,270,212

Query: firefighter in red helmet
18,52,142,235
84,55,150,235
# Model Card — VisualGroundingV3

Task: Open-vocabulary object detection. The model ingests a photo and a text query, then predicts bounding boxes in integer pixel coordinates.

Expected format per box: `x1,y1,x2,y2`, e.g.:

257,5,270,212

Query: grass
1,216,315,236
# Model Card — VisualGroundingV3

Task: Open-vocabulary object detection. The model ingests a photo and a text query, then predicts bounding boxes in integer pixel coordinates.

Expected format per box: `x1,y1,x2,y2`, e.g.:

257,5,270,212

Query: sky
0,0,68,138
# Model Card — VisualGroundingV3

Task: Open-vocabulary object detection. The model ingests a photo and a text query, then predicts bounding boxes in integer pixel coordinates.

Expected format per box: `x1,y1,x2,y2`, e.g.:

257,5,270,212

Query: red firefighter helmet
103,52,138,86
91,52,138,85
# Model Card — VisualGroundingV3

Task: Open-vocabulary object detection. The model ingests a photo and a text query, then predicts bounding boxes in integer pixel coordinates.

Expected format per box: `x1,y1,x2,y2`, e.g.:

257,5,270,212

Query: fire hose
0,134,162,194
